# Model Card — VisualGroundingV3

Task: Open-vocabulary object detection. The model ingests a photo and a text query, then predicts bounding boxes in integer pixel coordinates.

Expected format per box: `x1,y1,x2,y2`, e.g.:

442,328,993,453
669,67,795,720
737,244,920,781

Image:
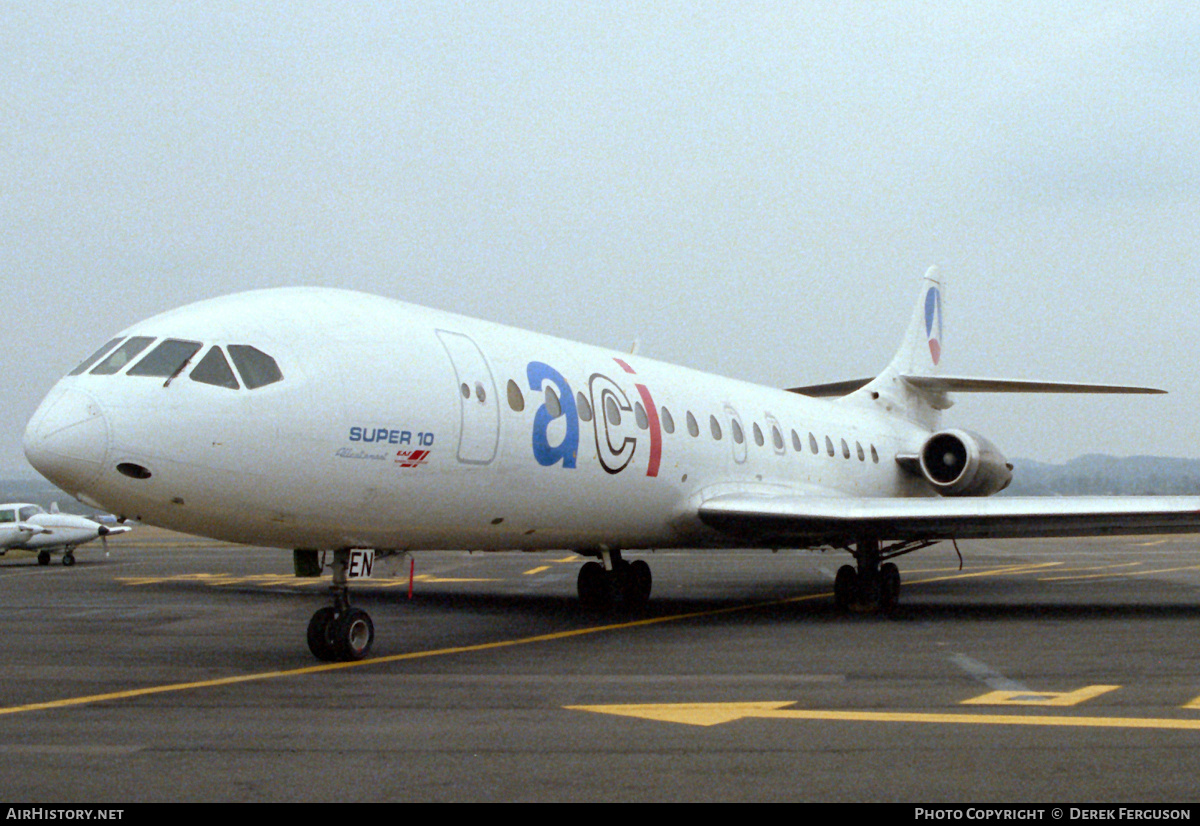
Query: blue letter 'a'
527,361,579,468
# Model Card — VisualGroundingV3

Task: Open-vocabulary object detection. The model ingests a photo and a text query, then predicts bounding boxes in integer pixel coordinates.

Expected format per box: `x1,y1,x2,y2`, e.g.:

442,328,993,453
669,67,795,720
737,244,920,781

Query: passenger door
435,330,500,465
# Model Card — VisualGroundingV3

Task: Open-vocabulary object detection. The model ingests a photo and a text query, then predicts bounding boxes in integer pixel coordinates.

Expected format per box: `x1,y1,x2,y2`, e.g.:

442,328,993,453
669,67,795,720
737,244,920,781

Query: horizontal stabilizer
901,375,1166,395
787,376,1165,397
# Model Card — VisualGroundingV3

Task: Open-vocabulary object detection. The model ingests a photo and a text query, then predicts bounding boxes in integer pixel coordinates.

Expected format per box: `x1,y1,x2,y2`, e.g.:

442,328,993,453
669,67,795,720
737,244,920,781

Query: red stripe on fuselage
612,358,661,478
634,383,661,477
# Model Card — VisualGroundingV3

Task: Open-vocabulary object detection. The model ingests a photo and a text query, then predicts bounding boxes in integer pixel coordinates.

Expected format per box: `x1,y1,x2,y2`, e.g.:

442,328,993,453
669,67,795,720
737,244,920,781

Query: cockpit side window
0,509,15,523
189,346,241,390
127,339,203,378
91,337,156,375
18,505,43,521
69,337,125,376
227,345,283,389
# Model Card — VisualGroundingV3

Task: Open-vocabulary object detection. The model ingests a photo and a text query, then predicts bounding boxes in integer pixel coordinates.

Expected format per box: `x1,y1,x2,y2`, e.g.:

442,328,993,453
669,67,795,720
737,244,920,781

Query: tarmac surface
3,527,1200,802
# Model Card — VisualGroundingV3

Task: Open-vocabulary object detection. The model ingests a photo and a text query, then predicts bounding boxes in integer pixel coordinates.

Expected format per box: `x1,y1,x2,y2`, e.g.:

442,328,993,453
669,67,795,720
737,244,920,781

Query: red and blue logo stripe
924,287,943,365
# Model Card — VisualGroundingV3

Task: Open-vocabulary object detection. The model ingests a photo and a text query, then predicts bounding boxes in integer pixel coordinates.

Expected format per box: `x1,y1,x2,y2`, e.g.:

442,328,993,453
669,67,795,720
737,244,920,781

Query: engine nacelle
918,429,1013,497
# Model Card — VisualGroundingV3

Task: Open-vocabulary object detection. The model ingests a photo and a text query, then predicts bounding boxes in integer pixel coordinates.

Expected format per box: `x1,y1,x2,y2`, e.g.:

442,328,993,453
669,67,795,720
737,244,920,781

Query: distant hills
4,455,1200,512
1004,455,1200,496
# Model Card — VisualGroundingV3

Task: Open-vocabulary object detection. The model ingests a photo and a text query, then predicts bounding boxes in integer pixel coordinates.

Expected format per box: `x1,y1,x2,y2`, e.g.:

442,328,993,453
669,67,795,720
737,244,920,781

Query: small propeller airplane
22,267,1200,660
0,502,132,565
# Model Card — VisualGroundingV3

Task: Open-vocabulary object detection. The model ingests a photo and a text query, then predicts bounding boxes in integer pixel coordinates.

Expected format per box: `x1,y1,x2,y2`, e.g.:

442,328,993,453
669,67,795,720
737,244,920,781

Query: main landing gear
307,549,375,662
576,549,652,609
36,547,76,566
833,537,903,612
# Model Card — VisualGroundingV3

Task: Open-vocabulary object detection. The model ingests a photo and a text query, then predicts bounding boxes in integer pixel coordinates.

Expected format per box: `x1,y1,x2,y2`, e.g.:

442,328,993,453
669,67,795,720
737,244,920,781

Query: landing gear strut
306,549,374,662
577,549,652,609
833,537,902,612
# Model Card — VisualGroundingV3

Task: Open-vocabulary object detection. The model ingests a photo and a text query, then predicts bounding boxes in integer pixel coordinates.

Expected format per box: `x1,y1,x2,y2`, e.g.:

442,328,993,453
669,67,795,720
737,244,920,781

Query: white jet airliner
22,268,1200,661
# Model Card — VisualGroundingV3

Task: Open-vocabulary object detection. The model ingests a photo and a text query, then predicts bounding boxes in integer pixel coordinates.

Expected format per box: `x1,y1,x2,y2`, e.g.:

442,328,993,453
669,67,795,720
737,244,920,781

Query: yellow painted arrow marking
961,685,1120,707
566,701,1200,731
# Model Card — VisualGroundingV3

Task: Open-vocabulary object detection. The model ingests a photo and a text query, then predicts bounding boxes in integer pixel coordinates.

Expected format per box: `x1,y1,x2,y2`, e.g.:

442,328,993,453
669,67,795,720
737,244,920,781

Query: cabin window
809,432,819,454
507,380,525,412
856,441,865,461
687,411,700,437
825,436,835,457
189,347,240,390
841,438,851,459
544,386,562,418
731,419,744,444
661,407,675,434
128,339,203,379
605,396,622,425
791,430,802,452
576,391,592,421
0,509,14,523
460,383,470,399
474,382,487,404
91,337,155,375
634,402,648,430
753,423,765,447
709,415,722,440
69,337,125,376
871,445,880,463
772,426,785,451
228,345,283,389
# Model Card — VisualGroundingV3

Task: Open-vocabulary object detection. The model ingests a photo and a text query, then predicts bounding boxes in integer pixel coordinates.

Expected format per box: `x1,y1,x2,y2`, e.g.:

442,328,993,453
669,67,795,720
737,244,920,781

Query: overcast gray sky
2,2,1198,478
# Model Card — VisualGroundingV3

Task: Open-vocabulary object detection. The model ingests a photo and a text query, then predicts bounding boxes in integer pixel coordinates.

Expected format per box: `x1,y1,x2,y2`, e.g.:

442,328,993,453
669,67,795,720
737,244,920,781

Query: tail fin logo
924,287,943,366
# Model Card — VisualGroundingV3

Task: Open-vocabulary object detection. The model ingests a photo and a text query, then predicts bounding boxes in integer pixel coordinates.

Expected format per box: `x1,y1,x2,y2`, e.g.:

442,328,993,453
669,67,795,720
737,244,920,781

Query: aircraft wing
787,376,1165,398
697,494,1200,545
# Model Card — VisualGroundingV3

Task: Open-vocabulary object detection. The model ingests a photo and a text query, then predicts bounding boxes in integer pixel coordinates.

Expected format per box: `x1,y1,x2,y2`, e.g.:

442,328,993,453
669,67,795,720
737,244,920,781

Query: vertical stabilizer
842,267,948,428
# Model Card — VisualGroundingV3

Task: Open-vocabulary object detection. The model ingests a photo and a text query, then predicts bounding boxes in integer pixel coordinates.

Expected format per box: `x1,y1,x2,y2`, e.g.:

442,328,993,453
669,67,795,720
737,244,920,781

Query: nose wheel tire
306,607,339,661
307,606,374,662
334,608,374,661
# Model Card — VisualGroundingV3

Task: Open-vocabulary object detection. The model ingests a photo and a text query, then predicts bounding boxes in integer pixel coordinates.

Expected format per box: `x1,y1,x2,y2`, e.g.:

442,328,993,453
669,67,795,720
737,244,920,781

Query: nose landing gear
306,549,375,662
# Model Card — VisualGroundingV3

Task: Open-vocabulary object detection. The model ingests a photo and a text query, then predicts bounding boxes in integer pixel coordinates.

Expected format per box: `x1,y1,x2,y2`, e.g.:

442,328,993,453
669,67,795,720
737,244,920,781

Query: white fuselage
24,288,935,552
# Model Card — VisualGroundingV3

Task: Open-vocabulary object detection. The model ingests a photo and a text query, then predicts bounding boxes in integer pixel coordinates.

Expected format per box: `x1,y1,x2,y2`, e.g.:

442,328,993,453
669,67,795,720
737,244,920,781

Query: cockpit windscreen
126,339,203,378
90,337,156,375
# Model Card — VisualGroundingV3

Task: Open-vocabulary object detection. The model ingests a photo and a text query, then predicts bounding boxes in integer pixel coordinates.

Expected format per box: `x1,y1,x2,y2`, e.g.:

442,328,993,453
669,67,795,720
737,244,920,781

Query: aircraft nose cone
23,387,111,495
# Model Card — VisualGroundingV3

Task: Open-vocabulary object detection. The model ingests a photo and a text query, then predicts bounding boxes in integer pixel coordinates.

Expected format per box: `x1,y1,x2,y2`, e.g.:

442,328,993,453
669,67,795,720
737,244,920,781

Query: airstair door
436,330,500,465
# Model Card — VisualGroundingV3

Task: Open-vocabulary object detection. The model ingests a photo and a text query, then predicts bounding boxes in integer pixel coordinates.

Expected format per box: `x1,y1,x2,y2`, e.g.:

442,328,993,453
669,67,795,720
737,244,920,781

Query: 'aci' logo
924,286,943,365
